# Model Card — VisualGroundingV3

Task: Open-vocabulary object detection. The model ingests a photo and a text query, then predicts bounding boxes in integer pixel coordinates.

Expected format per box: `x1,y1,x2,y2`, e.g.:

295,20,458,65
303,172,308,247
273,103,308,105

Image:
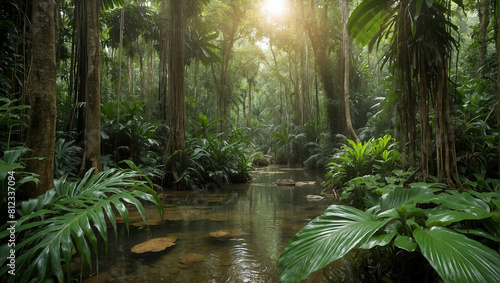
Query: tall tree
165,0,186,180
24,0,57,198
77,0,102,174
207,0,250,135
349,0,461,183
158,0,168,121
478,0,490,77
116,5,125,126
341,0,359,143
305,0,344,136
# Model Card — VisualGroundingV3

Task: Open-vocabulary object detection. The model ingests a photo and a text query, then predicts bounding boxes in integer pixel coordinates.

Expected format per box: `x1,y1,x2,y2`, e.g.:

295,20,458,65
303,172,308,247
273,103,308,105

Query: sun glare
266,0,287,17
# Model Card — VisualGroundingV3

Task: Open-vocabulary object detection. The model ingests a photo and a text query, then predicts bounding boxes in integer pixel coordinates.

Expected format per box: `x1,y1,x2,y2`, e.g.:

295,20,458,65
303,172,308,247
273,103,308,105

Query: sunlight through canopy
264,0,287,19
266,0,287,17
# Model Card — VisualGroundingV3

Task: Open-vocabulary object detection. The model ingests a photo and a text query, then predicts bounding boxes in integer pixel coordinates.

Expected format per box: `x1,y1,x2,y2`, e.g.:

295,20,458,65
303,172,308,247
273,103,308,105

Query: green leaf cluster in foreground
278,184,499,283
0,166,163,283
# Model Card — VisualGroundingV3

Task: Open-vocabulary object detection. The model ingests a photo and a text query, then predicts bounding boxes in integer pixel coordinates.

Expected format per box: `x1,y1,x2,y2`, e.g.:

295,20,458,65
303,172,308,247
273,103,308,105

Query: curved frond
0,167,162,283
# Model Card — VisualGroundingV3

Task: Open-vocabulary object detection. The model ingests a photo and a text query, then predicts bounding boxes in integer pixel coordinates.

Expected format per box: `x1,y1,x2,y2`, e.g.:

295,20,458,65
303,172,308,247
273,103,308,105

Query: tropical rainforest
0,0,499,282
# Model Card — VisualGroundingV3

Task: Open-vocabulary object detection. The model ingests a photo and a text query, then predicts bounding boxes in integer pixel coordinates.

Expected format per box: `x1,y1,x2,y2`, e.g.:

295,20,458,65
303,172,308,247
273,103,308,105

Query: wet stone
167,267,180,274
179,253,206,264
209,229,248,240
276,179,295,186
306,194,324,201
177,263,192,269
220,257,233,266
131,237,177,254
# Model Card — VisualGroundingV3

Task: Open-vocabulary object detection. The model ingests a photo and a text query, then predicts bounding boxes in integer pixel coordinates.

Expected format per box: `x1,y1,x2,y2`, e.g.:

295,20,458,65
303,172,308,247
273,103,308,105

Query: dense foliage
279,139,499,282
0,0,498,282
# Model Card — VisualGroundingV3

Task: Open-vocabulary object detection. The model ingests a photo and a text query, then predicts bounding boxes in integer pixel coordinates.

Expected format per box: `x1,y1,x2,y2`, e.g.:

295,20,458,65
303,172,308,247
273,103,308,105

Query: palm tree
349,0,462,183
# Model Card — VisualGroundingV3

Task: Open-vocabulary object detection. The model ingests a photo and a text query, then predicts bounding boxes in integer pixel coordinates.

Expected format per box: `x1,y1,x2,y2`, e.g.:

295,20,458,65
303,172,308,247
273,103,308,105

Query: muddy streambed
82,166,354,282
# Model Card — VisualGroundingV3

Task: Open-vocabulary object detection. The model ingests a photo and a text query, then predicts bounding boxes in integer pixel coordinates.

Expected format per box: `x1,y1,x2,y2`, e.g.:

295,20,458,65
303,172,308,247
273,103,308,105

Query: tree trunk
219,20,238,136
314,58,320,129
342,0,359,143
139,42,145,101
24,0,57,198
247,78,252,128
419,55,432,181
194,56,200,128
147,40,153,122
434,61,456,184
307,0,343,136
158,0,168,121
79,0,102,175
478,0,490,77
166,0,186,180
116,6,125,126
269,41,286,124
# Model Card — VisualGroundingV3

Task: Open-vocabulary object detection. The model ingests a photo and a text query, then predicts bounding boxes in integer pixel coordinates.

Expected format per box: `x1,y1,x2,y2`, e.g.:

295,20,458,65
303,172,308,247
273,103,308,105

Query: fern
0,167,163,283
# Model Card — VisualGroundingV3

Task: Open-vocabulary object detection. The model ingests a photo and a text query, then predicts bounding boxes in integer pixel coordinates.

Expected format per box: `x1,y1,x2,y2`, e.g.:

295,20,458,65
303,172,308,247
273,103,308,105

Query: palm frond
0,167,162,283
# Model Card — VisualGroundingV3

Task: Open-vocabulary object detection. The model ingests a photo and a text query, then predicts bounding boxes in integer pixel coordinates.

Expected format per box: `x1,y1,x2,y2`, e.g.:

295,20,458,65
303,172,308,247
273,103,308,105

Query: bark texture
478,0,490,77
419,55,432,182
24,0,57,198
166,0,186,180
342,0,359,143
79,0,102,174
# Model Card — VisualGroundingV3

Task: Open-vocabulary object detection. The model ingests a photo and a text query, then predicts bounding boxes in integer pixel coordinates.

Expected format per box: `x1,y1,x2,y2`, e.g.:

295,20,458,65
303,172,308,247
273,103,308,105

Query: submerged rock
209,229,248,240
179,253,206,264
306,195,324,201
130,237,177,254
276,179,295,186
295,181,317,186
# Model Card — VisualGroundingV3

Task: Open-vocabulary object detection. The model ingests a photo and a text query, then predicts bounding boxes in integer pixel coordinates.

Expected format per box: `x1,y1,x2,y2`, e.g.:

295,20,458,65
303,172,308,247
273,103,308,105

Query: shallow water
82,166,353,283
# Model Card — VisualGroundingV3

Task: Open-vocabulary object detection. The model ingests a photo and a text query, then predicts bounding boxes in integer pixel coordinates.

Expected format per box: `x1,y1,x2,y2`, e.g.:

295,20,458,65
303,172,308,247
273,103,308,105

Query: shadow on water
81,166,355,283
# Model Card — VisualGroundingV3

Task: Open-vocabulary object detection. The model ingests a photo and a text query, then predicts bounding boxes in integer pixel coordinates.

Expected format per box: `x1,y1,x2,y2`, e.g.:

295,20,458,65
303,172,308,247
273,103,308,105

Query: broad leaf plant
278,183,499,282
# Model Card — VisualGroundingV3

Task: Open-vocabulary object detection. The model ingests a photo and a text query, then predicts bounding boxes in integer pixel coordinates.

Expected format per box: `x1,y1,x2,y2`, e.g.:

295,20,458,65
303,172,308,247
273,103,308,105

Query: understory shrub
101,100,165,182
325,135,400,205
53,138,82,179
165,128,253,190
282,133,499,282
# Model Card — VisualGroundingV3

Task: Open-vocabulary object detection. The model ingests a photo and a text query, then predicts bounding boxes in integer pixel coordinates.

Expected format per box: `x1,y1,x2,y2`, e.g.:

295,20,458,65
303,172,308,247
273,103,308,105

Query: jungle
0,0,499,282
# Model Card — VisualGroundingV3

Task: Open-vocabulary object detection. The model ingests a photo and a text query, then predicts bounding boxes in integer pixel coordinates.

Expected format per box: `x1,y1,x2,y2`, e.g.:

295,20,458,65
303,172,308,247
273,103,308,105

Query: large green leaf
348,0,392,44
0,167,162,283
425,206,494,227
277,205,394,283
429,190,490,212
413,227,500,283
379,186,440,211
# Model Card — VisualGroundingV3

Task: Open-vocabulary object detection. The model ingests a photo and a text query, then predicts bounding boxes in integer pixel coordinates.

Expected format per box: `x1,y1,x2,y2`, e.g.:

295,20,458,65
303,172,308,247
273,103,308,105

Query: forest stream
81,166,353,283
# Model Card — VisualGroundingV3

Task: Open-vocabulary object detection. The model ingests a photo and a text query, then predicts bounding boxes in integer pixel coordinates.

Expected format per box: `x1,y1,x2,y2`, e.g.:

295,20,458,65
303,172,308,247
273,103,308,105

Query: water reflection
83,166,351,282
